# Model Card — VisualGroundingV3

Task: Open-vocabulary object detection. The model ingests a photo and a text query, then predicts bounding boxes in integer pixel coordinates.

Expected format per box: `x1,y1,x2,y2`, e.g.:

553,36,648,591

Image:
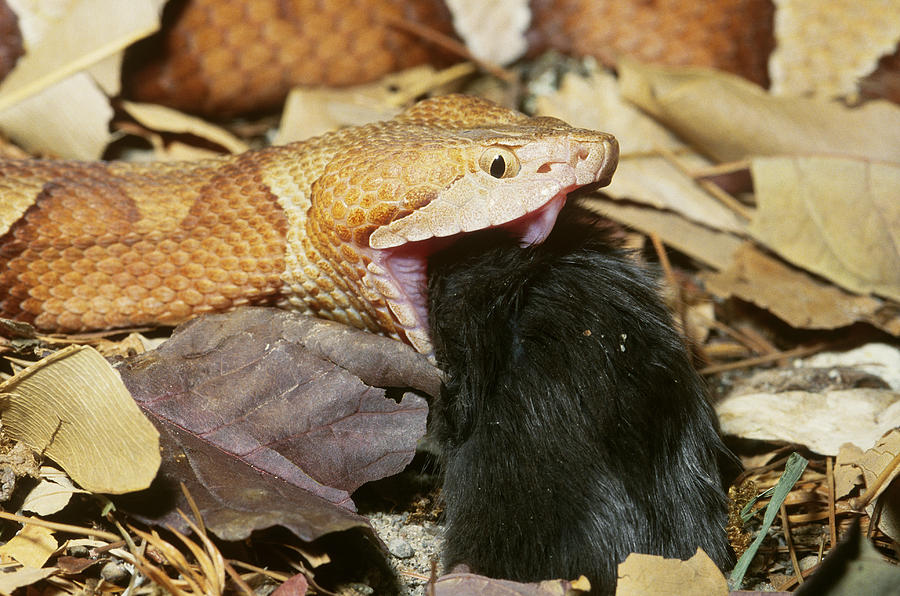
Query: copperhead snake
0,95,618,356
119,0,777,116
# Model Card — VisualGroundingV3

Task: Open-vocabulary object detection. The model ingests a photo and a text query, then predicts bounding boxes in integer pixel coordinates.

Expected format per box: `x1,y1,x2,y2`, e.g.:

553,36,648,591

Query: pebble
388,538,415,559
99,560,131,584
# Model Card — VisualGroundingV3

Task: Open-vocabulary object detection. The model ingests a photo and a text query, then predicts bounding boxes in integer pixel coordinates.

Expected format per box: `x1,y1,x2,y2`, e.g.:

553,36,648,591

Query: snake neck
286,217,396,337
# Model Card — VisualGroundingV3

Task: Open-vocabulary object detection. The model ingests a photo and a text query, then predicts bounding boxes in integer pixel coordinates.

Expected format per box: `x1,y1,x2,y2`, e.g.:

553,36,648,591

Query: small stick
851,451,900,511
780,503,803,584
657,146,754,220
826,457,838,549
0,510,120,542
381,15,516,82
700,343,827,375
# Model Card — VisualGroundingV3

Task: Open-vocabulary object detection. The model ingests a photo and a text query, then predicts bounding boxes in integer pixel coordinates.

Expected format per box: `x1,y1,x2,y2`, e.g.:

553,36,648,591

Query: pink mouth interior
374,190,573,350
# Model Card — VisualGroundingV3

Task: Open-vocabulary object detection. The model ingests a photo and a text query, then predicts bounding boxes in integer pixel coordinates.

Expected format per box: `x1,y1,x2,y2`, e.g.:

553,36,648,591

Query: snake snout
573,137,619,186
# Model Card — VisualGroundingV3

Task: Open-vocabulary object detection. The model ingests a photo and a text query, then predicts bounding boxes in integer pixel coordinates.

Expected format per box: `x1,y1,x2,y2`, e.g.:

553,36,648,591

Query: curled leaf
0,345,161,494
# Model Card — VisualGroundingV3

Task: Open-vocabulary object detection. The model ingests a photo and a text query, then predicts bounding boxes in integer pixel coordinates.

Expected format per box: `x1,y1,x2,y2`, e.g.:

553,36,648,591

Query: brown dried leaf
618,59,900,163
433,572,590,595
605,157,745,233
770,0,900,99
275,63,475,144
834,442,866,499
615,548,728,596
0,0,161,110
0,71,112,158
715,379,900,456
21,466,86,516
0,345,161,494
115,307,435,542
120,100,249,154
749,156,900,302
271,572,310,596
0,565,56,593
0,0,163,158
536,70,744,233
856,428,900,541
0,524,57,568
702,243,900,335
535,69,687,155
581,197,743,271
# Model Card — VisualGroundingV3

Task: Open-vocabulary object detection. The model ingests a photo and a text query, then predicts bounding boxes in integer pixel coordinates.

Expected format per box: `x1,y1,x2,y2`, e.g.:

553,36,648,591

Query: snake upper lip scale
0,95,618,358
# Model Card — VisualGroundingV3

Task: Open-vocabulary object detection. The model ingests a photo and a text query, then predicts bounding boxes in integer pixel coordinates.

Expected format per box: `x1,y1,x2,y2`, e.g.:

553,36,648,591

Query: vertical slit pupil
490,155,506,178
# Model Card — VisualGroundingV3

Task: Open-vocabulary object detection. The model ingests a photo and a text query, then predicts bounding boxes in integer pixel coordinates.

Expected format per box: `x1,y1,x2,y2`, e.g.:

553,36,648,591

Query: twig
0,510,120,542
700,343,827,375
780,503,803,584
690,159,753,178
705,319,766,354
228,560,290,582
774,561,820,591
826,457,838,549
851,451,900,510
380,15,515,82
657,146,754,220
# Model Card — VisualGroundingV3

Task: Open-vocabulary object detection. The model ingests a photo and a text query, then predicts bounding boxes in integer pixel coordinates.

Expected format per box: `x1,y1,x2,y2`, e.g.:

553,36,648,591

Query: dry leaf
770,0,900,99
84,51,122,96
0,524,57,568
536,70,745,233
618,59,900,163
834,442,866,499
275,63,475,144
702,243,900,335
21,466,86,516
0,71,111,158
801,343,900,391
433,572,590,595
120,101,249,154
0,0,163,158
115,308,434,542
580,197,743,271
856,428,900,541
615,548,728,596
716,386,900,456
535,69,687,155
749,156,900,302
0,0,162,110
271,573,309,596
445,0,530,65
605,157,745,233
0,565,57,594
0,345,161,494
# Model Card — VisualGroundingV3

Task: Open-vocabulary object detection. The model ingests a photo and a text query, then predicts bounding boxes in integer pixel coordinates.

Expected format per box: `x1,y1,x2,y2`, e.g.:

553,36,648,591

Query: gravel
366,511,444,596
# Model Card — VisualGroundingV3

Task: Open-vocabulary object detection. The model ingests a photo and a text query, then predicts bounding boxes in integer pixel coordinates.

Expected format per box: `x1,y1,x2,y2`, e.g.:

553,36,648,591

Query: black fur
427,206,737,594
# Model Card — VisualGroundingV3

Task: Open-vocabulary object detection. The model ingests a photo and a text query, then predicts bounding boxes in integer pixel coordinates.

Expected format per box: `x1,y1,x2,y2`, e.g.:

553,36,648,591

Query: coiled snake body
0,95,618,355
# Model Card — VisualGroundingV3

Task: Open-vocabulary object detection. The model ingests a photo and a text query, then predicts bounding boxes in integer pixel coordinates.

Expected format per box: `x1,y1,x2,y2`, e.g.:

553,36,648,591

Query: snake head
309,96,619,356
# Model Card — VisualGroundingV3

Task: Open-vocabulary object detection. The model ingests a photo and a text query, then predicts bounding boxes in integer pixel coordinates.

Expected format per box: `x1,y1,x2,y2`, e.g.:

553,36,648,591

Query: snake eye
479,147,520,179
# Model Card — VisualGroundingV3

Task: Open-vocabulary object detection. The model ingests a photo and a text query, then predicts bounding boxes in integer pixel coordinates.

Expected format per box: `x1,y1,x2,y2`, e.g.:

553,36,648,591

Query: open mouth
363,187,578,356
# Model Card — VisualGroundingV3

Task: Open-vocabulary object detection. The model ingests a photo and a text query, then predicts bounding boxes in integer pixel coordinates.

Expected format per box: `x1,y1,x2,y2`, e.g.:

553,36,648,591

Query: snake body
0,95,618,355
122,0,775,116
